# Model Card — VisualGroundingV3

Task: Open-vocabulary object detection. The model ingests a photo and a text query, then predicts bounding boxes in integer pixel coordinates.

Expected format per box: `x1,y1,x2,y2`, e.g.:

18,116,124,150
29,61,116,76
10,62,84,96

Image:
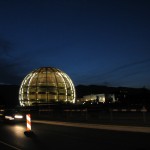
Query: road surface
0,120,150,150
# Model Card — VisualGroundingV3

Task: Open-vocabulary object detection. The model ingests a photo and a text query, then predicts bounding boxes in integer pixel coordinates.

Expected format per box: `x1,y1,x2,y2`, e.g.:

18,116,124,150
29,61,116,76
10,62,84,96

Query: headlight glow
14,115,23,119
5,116,15,120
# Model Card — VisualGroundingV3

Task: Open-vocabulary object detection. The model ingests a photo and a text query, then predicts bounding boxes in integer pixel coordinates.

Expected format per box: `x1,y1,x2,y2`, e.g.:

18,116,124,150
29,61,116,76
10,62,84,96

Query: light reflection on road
32,120,150,133
8,124,26,138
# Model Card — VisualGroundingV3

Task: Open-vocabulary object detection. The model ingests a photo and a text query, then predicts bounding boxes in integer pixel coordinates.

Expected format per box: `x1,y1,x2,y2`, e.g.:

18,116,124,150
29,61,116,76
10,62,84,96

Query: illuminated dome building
19,67,76,106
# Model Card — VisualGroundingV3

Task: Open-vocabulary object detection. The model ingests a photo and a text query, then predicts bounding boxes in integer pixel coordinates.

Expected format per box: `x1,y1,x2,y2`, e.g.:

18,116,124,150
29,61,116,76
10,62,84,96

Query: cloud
76,57,150,87
0,37,13,57
0,37,24,84
107,58,150,75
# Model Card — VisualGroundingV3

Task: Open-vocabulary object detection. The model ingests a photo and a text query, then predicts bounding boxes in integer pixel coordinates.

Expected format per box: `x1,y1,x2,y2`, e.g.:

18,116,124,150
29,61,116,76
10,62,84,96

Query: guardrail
19,106,150,125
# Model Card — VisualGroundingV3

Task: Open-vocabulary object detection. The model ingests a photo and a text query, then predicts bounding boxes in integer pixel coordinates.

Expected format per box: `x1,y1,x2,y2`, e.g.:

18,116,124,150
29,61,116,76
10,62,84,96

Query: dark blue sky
0,0,150,88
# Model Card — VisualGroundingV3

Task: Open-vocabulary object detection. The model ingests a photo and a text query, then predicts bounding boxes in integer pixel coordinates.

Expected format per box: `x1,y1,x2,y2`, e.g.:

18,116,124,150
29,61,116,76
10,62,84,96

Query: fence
22,107,150,126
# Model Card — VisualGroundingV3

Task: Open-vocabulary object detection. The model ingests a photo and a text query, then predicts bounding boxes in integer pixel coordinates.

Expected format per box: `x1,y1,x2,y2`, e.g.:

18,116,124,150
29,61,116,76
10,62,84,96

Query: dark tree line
0,85,20,108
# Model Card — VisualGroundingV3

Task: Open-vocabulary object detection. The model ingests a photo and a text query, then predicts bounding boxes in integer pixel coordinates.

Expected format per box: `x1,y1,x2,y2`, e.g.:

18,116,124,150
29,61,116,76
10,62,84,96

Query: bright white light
5,116,14,120
14,115,23,119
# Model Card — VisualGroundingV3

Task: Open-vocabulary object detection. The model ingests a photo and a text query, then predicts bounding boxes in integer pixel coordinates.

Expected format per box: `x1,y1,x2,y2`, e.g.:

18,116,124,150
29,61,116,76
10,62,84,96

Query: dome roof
19,67,76,106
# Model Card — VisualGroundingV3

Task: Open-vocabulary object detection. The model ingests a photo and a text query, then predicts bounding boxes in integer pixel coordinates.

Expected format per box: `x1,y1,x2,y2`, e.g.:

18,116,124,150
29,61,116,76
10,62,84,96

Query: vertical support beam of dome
35,68,40,104
19,73,33,106
27,73,32,105
46,67,48,103
63,73,76,103
57,71,68,102
72,81,76,103
51,67,59,102
27,71,37,106
19,76,25,106
19,74,27,106
71,78,76,103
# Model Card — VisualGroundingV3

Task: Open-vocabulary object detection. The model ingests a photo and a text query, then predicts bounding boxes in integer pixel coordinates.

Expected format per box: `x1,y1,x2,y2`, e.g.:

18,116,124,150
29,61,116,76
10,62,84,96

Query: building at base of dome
19,67,76,106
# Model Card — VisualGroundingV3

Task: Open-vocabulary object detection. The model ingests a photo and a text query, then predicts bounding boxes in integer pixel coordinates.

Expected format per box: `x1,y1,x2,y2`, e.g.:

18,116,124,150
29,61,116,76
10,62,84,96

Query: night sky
0,0,150,88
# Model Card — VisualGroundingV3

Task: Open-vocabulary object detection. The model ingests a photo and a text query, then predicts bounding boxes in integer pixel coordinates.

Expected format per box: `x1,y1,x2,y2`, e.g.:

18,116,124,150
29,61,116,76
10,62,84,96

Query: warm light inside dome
19,67,76,106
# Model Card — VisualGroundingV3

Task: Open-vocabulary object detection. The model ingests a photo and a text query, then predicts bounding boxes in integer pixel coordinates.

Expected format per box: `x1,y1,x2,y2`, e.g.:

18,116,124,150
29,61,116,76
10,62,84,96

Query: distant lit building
80,94,116,104
19,67,76,106
83,94,105,103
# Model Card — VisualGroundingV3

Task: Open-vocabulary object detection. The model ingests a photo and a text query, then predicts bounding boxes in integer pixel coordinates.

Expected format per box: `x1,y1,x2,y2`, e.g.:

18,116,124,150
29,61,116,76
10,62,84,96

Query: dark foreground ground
1,119,150,150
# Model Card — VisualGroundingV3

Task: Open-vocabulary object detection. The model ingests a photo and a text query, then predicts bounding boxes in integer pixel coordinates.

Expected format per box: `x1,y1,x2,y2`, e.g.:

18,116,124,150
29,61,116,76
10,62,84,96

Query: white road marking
0,140,21,150
32,120,150,133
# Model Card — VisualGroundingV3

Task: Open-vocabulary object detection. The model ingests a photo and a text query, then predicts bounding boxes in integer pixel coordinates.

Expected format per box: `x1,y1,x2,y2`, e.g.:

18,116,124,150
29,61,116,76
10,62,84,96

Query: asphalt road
0,120,150,150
